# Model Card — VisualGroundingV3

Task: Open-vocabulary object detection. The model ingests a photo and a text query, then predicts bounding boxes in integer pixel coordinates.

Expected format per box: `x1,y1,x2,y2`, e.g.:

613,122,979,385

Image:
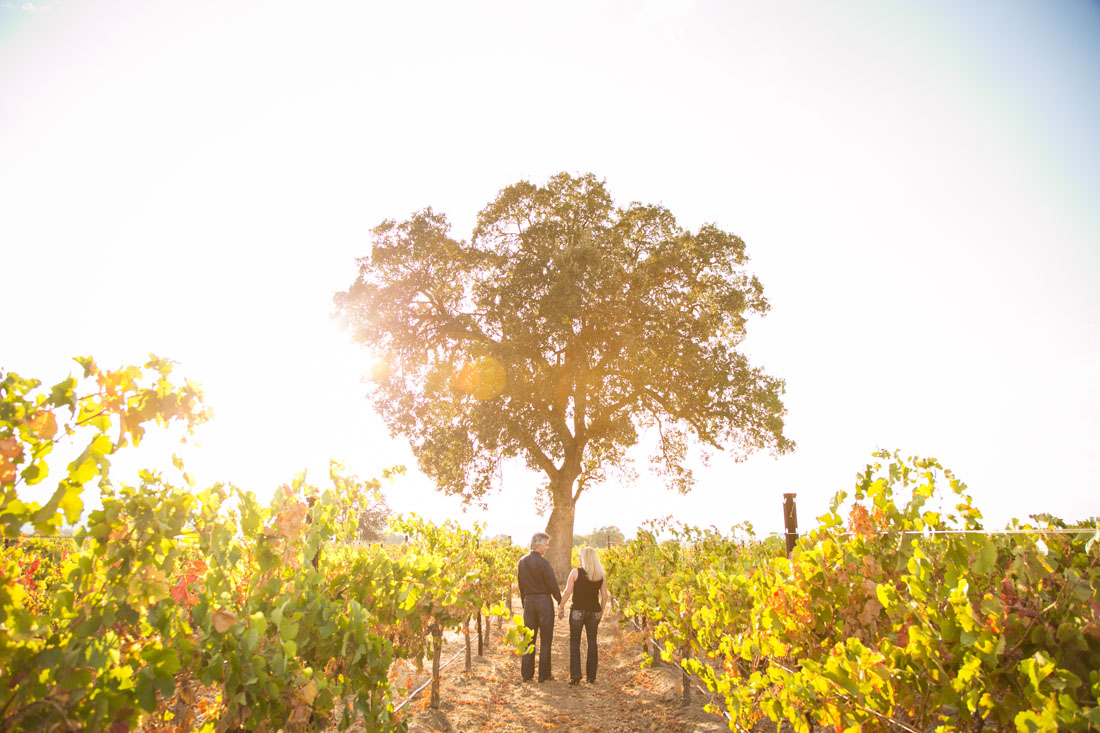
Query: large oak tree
335,173,793,580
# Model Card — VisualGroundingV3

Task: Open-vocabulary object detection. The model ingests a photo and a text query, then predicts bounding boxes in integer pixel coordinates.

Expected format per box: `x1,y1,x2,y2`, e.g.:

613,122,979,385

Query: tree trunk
544,491,577,584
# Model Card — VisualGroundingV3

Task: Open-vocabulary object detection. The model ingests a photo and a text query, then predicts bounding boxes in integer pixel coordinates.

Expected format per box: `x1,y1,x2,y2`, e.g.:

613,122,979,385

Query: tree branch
638,385,722,450
587,390,640,438
501,413,559,479
572,471,591,504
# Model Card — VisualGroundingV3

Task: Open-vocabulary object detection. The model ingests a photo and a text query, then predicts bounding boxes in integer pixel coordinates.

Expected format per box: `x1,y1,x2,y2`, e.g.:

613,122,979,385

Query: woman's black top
571,567,603,612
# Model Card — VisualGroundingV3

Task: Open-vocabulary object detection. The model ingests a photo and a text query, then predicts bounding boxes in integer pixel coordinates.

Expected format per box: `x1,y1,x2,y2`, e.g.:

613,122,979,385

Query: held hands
557,606,564,619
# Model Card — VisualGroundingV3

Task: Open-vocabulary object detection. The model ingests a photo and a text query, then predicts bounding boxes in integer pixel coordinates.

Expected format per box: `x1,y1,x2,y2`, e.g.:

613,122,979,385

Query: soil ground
386,599,738,733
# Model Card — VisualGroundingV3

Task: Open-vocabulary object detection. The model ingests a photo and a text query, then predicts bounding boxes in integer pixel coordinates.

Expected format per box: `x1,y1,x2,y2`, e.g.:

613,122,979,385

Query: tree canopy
335,173,793,579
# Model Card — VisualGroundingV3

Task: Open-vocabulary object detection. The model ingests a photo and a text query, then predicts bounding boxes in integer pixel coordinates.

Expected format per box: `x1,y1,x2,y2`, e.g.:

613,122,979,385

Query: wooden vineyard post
783,493,799,558
464,617,472,672
503,537,511,629
477,611,484,656
645,618,661,666
430,625,443,709
681,645,691,705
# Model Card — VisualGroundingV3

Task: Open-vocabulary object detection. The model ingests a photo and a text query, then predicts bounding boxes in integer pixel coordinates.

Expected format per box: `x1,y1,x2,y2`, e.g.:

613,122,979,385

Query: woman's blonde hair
579,546,605,582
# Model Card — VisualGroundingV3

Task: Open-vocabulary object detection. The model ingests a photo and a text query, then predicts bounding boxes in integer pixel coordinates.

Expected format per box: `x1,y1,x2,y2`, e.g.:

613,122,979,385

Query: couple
517,532,610,685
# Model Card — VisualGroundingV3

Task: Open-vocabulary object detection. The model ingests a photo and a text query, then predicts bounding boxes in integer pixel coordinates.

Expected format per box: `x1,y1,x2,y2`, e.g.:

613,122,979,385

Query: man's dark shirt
517,551,562,605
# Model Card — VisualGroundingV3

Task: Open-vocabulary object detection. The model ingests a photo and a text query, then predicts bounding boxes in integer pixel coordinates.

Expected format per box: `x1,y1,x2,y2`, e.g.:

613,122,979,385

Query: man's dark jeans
521,594,555,681
568,609,602,683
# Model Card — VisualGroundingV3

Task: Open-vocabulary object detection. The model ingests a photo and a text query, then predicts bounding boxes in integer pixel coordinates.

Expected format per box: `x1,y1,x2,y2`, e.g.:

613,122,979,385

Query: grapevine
1,359,525,732
606,451,1100,731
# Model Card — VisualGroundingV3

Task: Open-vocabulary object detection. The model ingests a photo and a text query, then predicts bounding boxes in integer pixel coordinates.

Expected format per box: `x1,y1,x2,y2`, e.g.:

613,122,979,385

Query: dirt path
398,600,732,732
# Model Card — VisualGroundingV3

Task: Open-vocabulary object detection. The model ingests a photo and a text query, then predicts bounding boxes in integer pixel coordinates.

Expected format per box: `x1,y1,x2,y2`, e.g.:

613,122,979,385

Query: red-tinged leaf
0,437,23,461
0,458,16,485
27,411,58,441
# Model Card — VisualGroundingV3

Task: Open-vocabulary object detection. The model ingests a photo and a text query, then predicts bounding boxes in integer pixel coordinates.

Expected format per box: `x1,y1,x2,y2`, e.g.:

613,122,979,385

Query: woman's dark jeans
568,609,602,682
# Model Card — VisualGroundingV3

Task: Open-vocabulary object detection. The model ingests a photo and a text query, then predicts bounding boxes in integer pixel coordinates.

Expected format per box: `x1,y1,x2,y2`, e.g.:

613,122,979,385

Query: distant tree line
573,525,625,548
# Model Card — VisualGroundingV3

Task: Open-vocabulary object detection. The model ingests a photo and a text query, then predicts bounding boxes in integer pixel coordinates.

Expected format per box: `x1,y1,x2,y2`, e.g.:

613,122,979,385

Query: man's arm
517,558,528,604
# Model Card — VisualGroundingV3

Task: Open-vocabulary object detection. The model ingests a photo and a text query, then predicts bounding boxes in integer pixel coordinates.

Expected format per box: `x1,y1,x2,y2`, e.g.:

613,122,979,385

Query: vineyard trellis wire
767,528,1098,539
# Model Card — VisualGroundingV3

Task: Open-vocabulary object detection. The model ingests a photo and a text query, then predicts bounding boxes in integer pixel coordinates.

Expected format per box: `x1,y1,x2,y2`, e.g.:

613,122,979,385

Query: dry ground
387,600,736,733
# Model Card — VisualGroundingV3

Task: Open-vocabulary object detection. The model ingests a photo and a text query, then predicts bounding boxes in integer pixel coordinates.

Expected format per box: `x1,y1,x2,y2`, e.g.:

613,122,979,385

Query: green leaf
973,538,997,576
136,674,156,712
20,463,42,484
242,627,259,652
155,674,175,700
158,649,182,677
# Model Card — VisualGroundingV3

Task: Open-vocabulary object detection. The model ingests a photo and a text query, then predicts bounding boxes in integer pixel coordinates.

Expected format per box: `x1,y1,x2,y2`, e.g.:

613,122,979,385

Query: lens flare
450,356,506,400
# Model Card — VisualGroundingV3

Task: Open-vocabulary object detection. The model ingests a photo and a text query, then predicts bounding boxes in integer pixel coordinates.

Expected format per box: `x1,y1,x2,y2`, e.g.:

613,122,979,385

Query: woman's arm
600,580,610,613
557,569,578,618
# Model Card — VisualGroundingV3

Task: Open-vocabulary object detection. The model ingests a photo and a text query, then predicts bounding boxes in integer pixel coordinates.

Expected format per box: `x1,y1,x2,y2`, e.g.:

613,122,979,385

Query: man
517,532,561,682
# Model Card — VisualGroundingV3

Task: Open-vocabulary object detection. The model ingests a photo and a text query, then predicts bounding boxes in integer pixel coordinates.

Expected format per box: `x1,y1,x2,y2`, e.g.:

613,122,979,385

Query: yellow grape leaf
58,486,83,524
70,456,98,485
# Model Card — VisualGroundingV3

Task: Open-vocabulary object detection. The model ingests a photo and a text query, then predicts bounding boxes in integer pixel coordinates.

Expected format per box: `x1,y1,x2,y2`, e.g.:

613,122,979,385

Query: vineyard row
1,357,531,732
605,452,1100,732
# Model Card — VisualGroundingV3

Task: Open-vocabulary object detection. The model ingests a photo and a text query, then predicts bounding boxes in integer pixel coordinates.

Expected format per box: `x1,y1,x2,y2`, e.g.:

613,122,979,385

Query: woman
557,545,610,685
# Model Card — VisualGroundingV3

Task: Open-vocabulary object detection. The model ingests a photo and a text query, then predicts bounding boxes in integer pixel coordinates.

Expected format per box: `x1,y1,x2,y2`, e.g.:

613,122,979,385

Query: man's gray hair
530,532,550,550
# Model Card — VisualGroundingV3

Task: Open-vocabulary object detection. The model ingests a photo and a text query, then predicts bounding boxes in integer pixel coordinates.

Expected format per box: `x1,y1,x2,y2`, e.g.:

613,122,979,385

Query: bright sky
3,0,1098,543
